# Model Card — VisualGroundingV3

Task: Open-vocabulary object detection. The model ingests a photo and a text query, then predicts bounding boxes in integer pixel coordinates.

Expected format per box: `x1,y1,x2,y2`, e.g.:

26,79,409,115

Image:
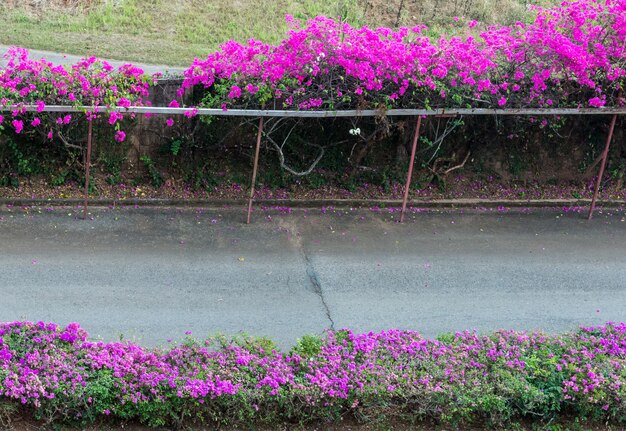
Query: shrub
3,321,626,428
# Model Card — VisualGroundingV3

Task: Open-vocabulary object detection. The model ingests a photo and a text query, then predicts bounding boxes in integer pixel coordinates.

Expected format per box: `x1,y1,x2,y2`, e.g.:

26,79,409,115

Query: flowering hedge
181,0,626,112
0,46,154,142
2,321,626,428
1,0,625,141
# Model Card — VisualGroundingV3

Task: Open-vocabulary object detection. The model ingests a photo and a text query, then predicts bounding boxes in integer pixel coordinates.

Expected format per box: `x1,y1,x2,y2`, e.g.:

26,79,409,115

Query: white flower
349,128,361,136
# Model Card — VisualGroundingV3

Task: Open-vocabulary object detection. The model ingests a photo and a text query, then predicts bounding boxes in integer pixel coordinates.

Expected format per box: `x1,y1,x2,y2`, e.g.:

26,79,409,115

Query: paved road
0,204,625,349
0,45,185,76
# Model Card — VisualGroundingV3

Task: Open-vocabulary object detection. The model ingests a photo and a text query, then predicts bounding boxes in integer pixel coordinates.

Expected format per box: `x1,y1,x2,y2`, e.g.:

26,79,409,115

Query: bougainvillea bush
0,46,154,143
181,0,626,112
0,0,624,136
2,321,626,428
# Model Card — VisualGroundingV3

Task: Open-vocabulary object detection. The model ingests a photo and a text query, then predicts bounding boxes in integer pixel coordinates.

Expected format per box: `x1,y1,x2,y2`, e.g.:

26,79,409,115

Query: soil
3,413,622,431
1,173,624,204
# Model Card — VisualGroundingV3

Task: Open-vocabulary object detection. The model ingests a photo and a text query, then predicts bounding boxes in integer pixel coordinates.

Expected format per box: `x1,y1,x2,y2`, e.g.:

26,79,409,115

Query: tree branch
56,131,84,151
264,123,325,176
444,150,471,175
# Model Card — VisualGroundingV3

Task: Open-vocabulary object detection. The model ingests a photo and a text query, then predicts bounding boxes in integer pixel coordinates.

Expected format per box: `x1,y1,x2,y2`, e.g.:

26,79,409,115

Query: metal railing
4,105,626,117
2,104,623,222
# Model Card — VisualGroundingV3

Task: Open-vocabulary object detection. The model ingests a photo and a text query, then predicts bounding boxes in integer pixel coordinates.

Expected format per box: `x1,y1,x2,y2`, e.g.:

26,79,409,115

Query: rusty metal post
588,114,618,220
83,120,93,221
247,117,264,224
400,116,422,223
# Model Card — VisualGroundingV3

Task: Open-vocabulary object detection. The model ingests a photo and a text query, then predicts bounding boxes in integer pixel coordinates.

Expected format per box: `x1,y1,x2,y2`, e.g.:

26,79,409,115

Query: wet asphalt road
0,204,625,348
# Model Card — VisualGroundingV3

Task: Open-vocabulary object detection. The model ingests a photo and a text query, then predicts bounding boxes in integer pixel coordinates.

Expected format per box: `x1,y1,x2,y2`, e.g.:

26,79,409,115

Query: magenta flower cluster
181,0,626,111
2,321,626,427
1,0,625,137
0,47,154,141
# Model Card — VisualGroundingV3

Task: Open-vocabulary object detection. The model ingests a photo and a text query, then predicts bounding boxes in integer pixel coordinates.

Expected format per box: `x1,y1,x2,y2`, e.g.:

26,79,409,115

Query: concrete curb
0,197,624,209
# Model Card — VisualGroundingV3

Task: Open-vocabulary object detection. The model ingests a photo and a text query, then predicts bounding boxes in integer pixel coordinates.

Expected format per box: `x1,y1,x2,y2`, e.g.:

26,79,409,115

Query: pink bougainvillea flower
246,84,259,95
228,85,242,99
31,117,41,127
168,100,180,108
36,100,45,112
588,97,606,107
498,97,507,106
117,97,131,108
47,130,53,140
12,120,23,134
114,130,126,142
109,111,122,125
166,117,174,127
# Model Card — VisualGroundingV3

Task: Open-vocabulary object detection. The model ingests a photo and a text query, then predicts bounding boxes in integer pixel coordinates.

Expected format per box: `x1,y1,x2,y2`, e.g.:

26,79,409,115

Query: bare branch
425,117,463,165
444,150,471,175
264,123,325,176
56,131,84,150
265,117,289,135
582,151,605,180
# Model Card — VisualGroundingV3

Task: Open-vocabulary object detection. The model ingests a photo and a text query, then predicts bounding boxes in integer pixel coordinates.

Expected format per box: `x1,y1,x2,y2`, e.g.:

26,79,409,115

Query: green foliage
98,147,127,186
257,168,286,189
7,139,35,176
0,137,38,187
200,80,231,109
508,152,527,177
139,155,164,188
435,332,456,344
0,174,19,188
291,334,323,358
185,167,220,191
305,173,327,189
169,138,182,157
228,333,278,354
50,169,71,187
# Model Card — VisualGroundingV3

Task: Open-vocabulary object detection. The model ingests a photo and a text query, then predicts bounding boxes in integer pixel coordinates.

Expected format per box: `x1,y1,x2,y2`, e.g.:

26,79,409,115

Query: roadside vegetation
2,321,626,430
0,0,624,200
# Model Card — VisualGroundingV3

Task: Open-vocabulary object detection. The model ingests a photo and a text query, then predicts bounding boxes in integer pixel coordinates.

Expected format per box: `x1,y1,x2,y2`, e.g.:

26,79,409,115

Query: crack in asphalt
302,250,336,331
277,218,335,330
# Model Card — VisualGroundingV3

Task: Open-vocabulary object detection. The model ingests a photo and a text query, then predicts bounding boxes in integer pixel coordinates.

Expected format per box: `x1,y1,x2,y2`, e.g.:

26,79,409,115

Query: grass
0,0,557,66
